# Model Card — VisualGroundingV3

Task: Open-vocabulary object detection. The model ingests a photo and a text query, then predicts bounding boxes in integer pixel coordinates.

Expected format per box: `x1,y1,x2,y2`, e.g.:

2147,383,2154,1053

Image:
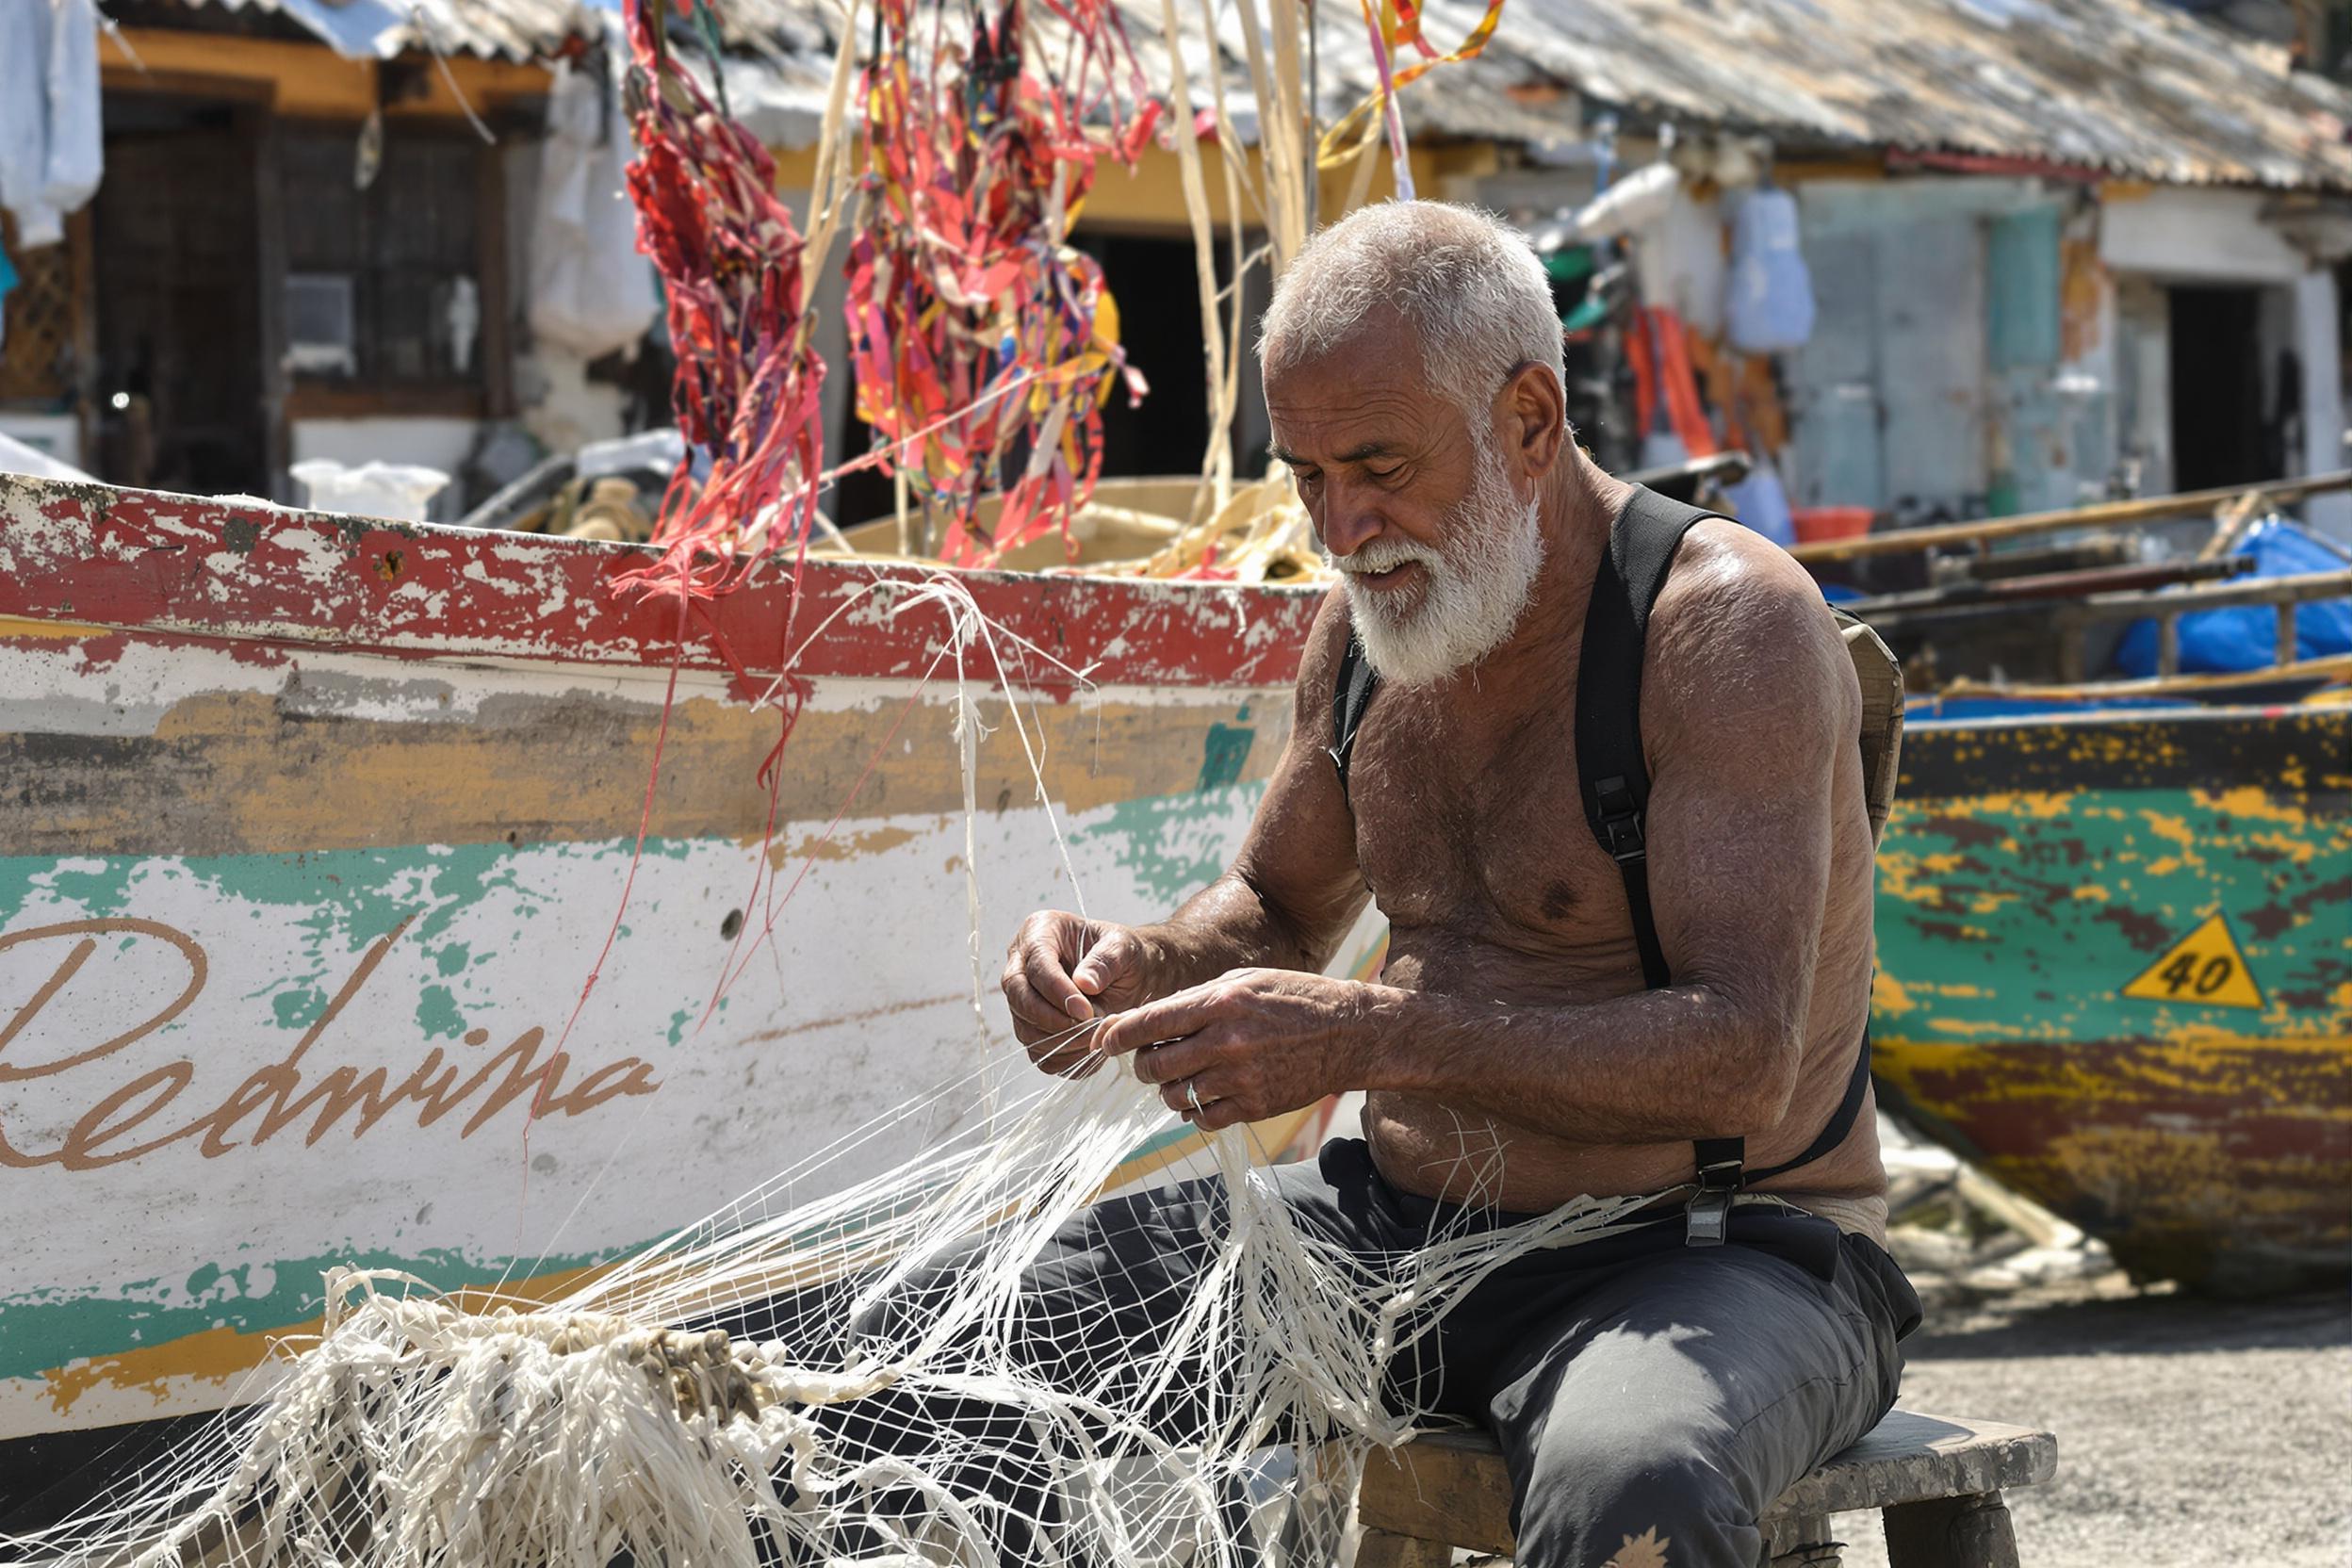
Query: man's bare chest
1343,687,1637,956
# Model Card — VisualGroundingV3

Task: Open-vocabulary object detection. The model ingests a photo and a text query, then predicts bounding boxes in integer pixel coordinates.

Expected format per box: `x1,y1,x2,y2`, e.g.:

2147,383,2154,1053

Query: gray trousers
758,1138,1921,1568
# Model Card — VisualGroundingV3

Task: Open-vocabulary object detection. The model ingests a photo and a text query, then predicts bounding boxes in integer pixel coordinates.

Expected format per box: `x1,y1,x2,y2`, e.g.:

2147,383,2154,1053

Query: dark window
281,125,486,392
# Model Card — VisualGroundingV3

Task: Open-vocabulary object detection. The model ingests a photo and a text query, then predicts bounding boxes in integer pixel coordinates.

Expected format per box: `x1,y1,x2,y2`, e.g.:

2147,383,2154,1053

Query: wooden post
1352,1527,1453,1568
2157,613,2179,677
1768,1511,1840,1565
68,205,98,466
1882,1491,2020,1568
2277,601,2298,666
476,141,515,420
249,106,292,501
2056,608,2087,684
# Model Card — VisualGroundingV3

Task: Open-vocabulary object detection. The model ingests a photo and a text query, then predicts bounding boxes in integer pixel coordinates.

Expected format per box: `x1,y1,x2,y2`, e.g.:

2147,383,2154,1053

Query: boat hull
1873,700,2351,1292
0,476,1332,1443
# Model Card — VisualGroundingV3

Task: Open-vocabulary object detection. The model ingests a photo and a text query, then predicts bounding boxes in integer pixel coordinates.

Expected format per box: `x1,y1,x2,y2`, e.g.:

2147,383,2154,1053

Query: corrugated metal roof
1478,0,2352,189
155,0,2352,188
678,0,1582,147
154,0,594,61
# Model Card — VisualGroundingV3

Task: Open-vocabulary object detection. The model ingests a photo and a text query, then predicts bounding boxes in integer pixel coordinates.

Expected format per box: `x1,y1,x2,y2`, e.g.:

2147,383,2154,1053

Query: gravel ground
1834,1272,2350,1568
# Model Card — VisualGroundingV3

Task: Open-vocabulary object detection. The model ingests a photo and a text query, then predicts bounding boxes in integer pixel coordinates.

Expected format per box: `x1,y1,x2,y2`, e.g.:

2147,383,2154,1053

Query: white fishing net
0,575,1652,1568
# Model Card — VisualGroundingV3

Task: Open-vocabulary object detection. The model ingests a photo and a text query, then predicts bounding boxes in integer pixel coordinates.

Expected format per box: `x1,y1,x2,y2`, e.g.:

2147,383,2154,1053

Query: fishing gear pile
8,1052,1643,1568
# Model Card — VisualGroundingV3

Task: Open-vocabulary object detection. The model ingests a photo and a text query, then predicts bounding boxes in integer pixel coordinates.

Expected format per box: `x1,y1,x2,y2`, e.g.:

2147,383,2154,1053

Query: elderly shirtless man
1000,202,1919,1568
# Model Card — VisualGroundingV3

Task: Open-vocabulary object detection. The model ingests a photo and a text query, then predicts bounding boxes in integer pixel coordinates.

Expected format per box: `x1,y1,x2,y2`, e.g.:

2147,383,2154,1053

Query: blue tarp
2113,518,2352,678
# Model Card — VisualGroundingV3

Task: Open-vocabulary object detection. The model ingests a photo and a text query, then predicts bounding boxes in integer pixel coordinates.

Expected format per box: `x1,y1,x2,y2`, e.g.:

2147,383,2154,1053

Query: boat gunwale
0,475,1325,693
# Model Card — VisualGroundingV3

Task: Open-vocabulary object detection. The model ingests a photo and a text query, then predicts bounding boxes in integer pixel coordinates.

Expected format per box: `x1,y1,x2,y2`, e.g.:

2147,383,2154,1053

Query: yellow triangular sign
2121,912,2264,1010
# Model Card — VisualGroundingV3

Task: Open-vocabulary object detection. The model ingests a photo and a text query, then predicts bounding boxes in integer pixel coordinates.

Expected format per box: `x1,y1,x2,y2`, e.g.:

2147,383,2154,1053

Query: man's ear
1502,361,1567,481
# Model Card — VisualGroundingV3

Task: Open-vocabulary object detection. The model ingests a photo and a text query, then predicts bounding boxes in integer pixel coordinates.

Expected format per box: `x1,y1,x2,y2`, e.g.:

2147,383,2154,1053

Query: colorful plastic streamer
1315,0,1510,183
844,0,1156,564
614,0,829,617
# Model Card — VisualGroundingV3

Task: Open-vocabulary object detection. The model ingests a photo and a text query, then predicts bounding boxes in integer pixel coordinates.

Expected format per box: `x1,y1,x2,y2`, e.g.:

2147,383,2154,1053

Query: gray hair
1257,201,1565,432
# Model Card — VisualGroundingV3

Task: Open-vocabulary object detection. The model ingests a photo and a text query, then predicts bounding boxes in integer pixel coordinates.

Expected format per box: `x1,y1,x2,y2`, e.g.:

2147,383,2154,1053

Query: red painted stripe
0,479,1322,691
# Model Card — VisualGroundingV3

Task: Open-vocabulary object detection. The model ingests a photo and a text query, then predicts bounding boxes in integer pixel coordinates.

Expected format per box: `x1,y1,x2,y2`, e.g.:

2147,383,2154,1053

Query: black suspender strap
1745,1029,1875,1186
1574,488,1707,994
1576,488,1741,1245
1328,634,1381,805
1575,486,1875,1246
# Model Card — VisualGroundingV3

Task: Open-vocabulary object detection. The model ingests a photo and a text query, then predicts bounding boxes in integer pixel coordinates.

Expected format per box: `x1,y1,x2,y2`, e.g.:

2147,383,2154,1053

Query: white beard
1326,444,1545,686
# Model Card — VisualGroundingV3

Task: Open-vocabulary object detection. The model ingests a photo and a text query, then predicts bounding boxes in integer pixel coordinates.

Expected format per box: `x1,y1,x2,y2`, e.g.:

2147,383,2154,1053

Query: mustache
1324,537,1434,575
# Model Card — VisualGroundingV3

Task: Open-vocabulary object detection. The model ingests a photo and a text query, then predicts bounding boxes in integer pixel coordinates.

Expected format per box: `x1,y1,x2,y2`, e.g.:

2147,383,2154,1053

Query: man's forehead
1265,376,1446,465
1263,312,1454,457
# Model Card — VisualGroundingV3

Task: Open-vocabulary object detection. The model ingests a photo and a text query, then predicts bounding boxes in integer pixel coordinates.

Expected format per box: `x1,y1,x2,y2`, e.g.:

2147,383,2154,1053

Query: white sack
0,0,102,249
529,59,662,362
41,0,102,215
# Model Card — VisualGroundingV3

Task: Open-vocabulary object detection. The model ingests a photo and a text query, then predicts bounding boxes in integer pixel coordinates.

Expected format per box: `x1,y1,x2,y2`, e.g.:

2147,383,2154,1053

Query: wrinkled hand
1001,910,1154,1075
1095,968,1380,1133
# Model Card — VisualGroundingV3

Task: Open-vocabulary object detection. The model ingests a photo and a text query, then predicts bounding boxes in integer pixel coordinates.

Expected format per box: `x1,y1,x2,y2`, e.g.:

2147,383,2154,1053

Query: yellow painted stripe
0,615,106,641
10,689,1296,858
41,1260,615,1417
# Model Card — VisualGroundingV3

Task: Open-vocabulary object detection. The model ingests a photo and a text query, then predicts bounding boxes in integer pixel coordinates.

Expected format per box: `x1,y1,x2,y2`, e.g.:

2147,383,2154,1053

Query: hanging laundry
1725,187,1815,354
1625,303,1718,463
0,0,102,250
1635,187,1725,339
531,54,663,363
1723,457,1797,548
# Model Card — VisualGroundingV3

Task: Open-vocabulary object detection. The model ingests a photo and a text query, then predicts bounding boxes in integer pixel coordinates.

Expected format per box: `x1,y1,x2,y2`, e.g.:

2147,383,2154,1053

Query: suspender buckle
1592,776,1647,864
1686,1158,1742,1248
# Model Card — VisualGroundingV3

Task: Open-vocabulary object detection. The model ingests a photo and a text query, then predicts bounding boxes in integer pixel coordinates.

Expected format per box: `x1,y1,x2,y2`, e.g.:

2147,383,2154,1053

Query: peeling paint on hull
1874,701,2352,1292
0,477,1344,1442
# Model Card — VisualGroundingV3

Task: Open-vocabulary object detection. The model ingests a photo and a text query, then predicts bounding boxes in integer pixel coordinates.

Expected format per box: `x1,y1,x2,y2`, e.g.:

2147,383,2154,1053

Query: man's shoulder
1654,516,1828,626
1644,518,1857,731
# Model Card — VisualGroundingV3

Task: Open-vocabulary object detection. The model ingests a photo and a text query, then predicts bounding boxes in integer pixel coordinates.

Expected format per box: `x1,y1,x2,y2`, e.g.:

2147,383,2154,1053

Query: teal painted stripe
1074,781,1267,905
0,1242,634,1386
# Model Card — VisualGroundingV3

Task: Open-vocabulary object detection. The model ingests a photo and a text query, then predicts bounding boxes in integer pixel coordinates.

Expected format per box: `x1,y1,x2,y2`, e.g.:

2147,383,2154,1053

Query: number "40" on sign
2120,912,2265,1011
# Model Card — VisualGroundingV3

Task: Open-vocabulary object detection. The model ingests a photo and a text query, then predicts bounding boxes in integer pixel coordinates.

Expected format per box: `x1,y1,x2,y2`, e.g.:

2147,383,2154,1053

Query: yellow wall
772,139,1501,234
100,28,550,119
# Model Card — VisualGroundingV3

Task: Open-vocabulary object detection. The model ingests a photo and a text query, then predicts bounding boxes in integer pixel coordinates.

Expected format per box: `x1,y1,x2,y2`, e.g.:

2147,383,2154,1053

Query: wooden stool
1354,1409,2056,1567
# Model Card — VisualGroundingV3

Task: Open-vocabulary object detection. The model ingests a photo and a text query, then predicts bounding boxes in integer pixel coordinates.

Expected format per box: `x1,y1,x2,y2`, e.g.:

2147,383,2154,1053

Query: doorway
1085,232,1213,481
2167,285,2268,493
90,95,267,496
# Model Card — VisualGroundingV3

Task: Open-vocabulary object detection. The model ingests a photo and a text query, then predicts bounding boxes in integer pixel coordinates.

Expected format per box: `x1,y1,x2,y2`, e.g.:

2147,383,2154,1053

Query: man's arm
1001,590,1372,1063
1132,591,1374,991
1103,532,1858,1140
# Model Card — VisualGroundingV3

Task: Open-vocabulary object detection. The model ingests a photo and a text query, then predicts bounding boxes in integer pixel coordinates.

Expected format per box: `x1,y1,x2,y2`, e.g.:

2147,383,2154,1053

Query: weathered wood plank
1776,1412,2055,1518
1355,1412,2056,1559
1351,1527,1455,1568
1357,1429,1516,1555
1766,1511,1837,1563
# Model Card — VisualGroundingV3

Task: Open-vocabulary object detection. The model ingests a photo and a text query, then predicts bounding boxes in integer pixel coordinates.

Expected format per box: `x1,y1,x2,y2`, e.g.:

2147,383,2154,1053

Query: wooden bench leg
1353,1525,1454,1568
1768,1511,1842,1565
1883,1489,2020,1568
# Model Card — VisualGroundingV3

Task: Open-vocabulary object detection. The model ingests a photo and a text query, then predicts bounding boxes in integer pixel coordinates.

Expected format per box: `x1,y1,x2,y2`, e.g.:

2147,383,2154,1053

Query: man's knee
1511,1422,1759,1568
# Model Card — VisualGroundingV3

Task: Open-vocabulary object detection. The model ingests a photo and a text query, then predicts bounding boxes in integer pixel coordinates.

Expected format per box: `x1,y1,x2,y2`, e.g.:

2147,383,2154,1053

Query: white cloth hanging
529,57,662,362
1636,188,1725,339
0,0,103,250
1725,187,1817,353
